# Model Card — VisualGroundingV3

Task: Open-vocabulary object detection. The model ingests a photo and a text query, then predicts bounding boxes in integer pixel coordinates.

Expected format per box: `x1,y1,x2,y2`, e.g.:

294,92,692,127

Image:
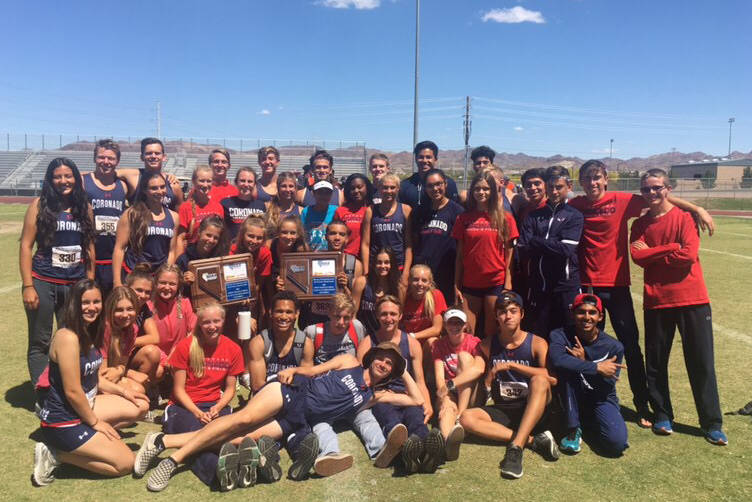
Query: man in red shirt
630,168,726,445
207,149,239,202
569,160,714,427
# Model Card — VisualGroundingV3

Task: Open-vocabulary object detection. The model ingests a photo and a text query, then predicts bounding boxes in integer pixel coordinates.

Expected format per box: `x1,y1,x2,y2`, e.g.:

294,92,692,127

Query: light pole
412,0,420,170
728,117,735,156
609,138,614,159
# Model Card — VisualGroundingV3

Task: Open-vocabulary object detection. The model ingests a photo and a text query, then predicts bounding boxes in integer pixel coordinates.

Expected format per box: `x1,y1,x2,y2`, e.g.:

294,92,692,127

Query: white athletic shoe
32,442,60,487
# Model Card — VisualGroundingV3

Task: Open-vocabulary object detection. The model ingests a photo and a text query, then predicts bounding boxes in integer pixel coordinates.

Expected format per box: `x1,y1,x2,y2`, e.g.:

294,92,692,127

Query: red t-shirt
169,334,244,404
629,207,708,309
431,334,481,379
147,297,197,357
100,323,138,364
178,199,224,243
400,289,447,334
451,210,519,288
569,192,645,287
229,245,272,285
209,181,239,202
334,204,367,257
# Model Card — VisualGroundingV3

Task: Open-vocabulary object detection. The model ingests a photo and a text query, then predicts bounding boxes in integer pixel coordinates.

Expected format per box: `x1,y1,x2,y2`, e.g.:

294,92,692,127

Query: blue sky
1,0,750,158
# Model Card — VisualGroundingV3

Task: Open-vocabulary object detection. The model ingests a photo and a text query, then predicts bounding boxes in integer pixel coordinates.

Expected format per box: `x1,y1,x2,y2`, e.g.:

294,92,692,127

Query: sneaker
401,434,424,474
134,432,165,477
314,453,354,477
142,409,160,424
239,373,252,390
738,400,752,416
500,445,524,479
32,442,59,487
374,424,408,468
216,442,239,491
531,430,560,461
445,423,465,462
705,429,728,446
652,420,673,436
257,436,282,483
560,427,582,454
288,433,319,481
420,428,445,474
146,457,177,492
237,436,260,488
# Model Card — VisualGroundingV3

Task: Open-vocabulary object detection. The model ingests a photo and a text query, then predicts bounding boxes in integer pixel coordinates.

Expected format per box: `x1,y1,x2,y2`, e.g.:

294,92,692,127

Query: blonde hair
189,302,226,378
330,292,356,315
409,264,436,320
208,148,231,166
380,173,400,187
265,172,299,234
104,286,139,364
235,215,267,253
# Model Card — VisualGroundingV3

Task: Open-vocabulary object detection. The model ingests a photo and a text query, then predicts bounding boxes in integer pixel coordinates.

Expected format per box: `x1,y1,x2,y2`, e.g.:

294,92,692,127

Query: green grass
1,205,751,501
685,197,752,211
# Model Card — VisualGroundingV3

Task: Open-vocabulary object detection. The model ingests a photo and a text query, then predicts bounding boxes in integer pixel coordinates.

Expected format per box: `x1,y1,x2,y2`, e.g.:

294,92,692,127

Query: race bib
95,215,119,236
52,245,82,268
312,301,329,315
498,380,529,402
86,386,97,408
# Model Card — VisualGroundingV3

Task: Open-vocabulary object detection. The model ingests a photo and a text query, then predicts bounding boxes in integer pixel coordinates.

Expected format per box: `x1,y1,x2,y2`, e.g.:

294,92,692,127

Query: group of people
22,137,727,491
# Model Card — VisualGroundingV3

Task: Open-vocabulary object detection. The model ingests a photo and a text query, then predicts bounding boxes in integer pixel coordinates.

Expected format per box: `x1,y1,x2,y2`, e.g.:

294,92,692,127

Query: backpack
314,322,359,354
261,329,307,365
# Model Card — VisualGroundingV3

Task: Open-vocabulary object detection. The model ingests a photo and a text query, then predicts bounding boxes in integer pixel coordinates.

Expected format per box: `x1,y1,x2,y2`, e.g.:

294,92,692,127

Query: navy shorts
276,376,312,442
41,422,96,452
461,284,506,298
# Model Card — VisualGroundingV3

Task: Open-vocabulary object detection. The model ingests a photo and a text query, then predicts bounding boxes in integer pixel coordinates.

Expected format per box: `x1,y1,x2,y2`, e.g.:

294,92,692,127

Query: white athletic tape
700,248,752,261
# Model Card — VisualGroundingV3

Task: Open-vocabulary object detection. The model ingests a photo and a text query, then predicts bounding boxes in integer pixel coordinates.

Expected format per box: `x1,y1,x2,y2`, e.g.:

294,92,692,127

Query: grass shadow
5,380,36,412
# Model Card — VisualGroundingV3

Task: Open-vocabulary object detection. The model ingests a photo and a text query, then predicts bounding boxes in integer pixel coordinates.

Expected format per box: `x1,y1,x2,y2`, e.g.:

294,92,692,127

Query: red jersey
629,206,708,309
431,334,481,379
334,204,367,257
148,297,197,357
569,192,644,287
169,334,244,404
451,210,519,288
229,245,272,285
209,181,239,202
178,198,224,243
400,289,447,334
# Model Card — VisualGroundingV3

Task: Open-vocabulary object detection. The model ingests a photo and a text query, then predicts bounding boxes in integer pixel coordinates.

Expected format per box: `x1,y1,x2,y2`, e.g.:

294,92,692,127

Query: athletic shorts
276,376,312,442
461,284,506,298
41,422,96,452
482,403,550,432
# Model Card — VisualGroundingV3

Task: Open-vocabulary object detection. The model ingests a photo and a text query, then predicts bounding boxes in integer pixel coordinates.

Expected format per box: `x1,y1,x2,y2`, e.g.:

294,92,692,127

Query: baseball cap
495,290,524,310
571,293,603,313
313,180,334,191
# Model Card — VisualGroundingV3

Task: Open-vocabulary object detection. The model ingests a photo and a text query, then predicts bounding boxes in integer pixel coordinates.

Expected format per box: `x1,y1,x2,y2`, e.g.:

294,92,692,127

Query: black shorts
461,284,506,298
41,422,96,452
482,403,551,433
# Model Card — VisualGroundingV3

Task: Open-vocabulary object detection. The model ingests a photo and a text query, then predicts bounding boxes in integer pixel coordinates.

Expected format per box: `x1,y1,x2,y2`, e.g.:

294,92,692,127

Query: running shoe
32,442,59,487
288,433,319,481
134,432,165,477
705,429,728,446
444,423,465,462
146,457,177,492
314,453,354,477
737,400,752,416
420,428,445,474
216,442,239,491
401,434,424,474
559,427,582,454
257,436,282,483
238,372,252,390
374,424,408,468
652,420,673,436
500,445,524,479
531,430,560,461
237,436,260,488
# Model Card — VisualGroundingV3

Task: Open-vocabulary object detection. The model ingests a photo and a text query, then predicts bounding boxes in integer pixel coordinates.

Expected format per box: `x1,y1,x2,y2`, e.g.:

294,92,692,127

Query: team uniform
334,204,367,257
398,173,459,210
569,192,650,415
630,207,722,432
369,204,408,269
27,211,88,385
221,196,266,240
83,173,126,294
256,183,273,203
259,329,308,383
177,199,223,244
356,282,379,336
130,168,178,210
123,211,175,273
208,181,239,202
401,290,447,336
517,200,583,338
548,326,628,455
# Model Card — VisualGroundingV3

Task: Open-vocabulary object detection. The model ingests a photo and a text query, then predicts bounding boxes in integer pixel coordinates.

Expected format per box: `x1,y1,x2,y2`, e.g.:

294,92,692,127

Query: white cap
443,309,467,323
313,180,334,191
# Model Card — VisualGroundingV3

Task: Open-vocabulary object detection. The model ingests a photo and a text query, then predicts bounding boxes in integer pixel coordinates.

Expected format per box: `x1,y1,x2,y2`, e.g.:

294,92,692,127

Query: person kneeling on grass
460,291,560,480
548,293,629,456
432,307,484,462
133,343,421,491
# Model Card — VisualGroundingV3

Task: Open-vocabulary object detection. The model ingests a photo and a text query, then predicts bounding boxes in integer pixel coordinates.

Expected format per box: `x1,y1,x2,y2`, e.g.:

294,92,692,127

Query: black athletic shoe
420,428,445,474
531,430,560,461
288,433,319,481
216,442,239,491
401,434,424,474
500,445,524,479
237,437,260,488
257,436,282,483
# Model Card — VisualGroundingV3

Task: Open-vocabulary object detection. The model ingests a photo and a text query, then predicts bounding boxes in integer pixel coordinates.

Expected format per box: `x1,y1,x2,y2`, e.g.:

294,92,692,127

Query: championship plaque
281,252,342,300
189,253,256,308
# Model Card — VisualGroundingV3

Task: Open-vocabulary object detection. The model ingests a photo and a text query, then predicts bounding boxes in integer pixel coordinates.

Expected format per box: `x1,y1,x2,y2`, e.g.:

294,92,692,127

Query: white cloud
258,109,271,115
317,0,380,9
513,126,524,131
482,6,545,24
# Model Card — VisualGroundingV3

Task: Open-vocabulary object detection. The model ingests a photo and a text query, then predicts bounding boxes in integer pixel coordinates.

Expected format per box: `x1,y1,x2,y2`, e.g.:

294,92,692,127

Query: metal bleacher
0,151,31,184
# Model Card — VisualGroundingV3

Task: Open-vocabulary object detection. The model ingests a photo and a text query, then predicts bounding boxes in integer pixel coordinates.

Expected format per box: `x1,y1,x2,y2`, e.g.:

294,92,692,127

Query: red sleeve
450,213,466,241
630,242,681,267
433,289,447,316
334,206,346,220
256,247,272,277
664,211,700,267
100,324,111,359
625,193,646,219
225,338,245,376
169,337,191,370
183,298,197,333
505,212,519,242
178,202,192,232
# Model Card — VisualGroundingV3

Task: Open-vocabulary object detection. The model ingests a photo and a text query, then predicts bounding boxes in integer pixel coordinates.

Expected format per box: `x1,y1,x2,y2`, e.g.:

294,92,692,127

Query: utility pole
412,0,420,170
728,117,735,156
609,138,614,159
156,101,162,139
463,96,472,189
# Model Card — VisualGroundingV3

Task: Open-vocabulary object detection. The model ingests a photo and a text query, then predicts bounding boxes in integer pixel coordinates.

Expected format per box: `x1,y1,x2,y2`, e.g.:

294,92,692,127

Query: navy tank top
39,345,102,426
369,203,406,267
131,168,178,210
489,332,535,407
124,210,175,272
83,173,126,264
32,211,86,283
368,331,412,392
221,196,266,239
305,367,374,424
303,187,340,207
357,283,379,335
263,329,307,381
256,183,273,203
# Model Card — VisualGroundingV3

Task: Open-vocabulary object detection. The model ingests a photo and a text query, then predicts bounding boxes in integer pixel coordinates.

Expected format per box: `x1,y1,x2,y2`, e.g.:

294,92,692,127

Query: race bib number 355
52,245,82,268
95,215,119,236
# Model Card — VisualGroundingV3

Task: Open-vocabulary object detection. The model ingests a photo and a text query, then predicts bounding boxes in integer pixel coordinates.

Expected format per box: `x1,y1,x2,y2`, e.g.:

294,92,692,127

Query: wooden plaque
281,251,342,300
189,253,256,308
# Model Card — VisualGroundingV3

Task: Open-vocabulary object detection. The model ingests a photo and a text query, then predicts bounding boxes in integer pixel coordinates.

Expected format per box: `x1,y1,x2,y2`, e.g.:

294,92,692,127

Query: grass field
1,203,750,501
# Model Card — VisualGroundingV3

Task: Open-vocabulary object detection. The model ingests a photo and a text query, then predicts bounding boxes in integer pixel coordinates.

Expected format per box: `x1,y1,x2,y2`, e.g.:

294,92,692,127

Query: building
670,158,752,182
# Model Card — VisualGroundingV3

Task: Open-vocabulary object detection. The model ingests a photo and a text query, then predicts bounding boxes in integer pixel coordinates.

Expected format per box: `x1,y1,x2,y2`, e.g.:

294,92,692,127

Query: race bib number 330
52,245,82,268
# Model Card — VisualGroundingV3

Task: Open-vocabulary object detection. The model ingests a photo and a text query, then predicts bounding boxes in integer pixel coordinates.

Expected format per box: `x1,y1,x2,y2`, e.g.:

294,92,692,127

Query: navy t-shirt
413,199,464,271
221,196,266,240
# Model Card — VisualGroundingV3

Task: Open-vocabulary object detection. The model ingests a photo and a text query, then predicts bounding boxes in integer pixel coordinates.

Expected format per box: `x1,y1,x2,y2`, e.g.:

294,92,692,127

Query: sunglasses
640,185,667,194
